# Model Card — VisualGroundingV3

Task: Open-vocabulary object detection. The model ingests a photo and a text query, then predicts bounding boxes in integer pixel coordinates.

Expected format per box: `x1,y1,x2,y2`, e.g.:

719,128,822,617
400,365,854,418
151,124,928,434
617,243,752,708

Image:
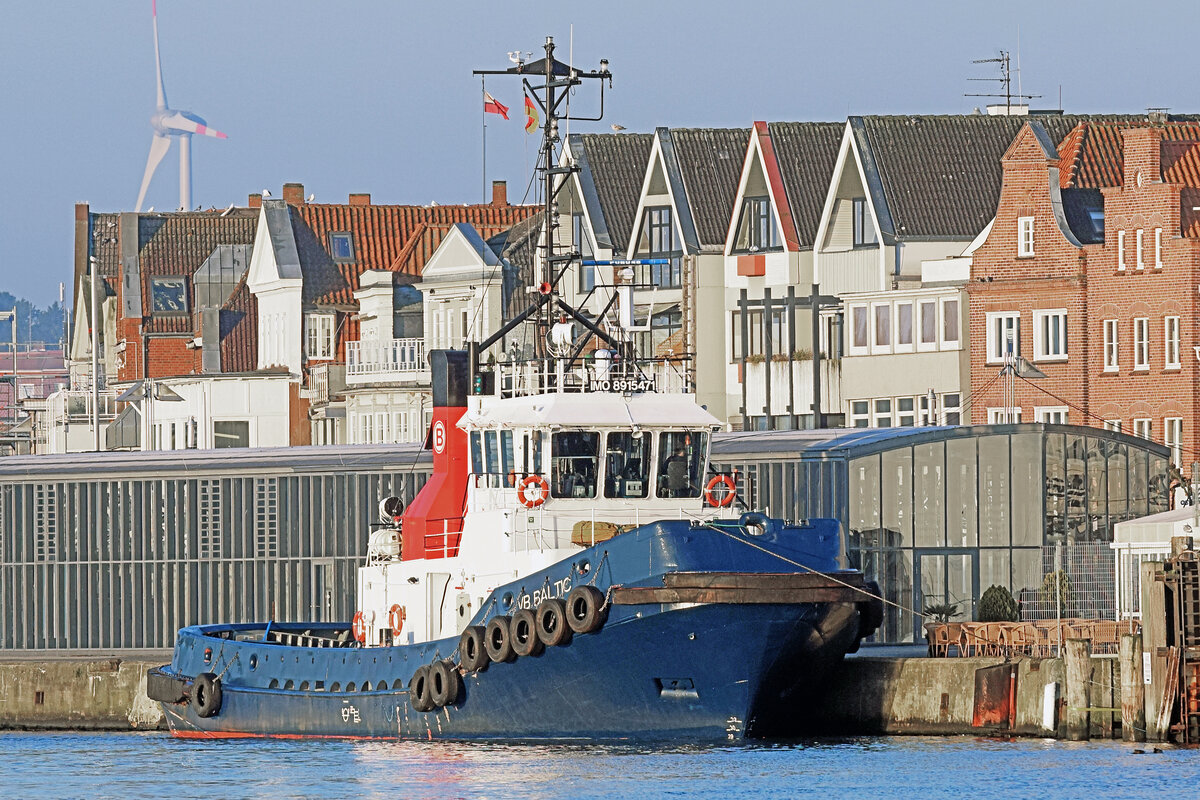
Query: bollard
1065,637,1091,741
1120,632,1146,742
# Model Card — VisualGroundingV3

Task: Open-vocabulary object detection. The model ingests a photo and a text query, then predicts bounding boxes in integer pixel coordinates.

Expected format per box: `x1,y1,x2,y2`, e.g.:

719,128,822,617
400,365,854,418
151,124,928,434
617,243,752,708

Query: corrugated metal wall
0,467,428,650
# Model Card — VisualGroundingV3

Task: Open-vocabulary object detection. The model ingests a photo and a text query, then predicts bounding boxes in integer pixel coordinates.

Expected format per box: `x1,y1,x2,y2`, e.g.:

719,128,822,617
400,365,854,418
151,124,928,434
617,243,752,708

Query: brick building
968,118,1200,473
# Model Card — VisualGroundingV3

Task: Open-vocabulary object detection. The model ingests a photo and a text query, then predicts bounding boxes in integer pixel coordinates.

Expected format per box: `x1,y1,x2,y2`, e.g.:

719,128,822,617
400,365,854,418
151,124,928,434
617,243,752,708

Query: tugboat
147,39,882,740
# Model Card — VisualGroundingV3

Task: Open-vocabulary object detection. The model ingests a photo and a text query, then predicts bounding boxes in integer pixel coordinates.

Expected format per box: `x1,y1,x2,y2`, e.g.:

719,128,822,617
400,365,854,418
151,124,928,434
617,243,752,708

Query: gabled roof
763,122,845,247
1056,121,1200,188
291,201,537,306
572,133,654,253
848,114,1160,240
662,128,749,249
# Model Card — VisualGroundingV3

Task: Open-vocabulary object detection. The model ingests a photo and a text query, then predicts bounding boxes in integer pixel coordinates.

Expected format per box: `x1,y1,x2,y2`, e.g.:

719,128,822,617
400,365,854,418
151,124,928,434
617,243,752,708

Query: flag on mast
524,94,539,133
483,91,509,119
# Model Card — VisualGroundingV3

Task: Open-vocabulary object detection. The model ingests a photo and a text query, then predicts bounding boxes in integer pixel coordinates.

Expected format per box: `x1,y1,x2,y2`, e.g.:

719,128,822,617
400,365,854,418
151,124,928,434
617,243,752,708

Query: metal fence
1018,542,1116,622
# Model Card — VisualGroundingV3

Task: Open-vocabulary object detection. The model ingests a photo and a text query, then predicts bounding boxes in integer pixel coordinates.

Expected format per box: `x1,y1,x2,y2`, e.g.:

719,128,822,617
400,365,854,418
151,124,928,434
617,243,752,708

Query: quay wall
0,655,1127,738
0,658,165,731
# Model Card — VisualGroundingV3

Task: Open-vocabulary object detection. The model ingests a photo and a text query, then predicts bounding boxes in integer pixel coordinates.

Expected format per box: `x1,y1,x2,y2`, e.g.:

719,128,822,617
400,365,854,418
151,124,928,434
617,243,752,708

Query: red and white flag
524,94,540,134
483,91,509,120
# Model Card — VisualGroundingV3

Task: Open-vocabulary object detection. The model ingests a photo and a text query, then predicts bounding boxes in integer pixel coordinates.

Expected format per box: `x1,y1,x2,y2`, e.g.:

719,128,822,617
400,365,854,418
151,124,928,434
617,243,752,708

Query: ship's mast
471,37,616,392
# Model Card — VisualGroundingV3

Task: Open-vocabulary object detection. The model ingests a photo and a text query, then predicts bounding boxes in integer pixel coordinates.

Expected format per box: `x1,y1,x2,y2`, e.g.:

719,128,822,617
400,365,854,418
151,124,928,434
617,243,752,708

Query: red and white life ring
389,604,406,637
704,474,737,508
518,474,549,508
351,610,368,644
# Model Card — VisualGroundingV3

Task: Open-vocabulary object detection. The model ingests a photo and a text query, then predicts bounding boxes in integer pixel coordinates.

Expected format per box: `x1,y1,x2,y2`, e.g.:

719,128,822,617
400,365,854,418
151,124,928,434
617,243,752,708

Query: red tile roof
1057,121,1200,188
293,202,538,306
218,278,258,373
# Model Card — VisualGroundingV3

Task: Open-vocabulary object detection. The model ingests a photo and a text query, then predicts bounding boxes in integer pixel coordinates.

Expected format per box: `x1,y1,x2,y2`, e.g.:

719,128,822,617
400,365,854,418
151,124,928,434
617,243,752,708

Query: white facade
145,374,295,450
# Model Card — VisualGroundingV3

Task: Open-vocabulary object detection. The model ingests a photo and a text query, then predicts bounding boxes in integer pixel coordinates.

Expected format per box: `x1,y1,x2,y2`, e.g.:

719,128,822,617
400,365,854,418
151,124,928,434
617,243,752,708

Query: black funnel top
431,349,469,408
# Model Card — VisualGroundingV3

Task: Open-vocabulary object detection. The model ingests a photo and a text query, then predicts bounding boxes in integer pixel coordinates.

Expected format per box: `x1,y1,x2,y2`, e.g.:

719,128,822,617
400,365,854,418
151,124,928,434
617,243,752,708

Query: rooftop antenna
965,50,1040,115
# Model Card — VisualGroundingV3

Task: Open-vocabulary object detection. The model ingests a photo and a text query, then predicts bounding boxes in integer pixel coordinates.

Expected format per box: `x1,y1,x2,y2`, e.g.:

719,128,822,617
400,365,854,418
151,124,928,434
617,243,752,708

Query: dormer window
328,232,355,263
734,197,780,253
151,276,188,314
634,206,680,287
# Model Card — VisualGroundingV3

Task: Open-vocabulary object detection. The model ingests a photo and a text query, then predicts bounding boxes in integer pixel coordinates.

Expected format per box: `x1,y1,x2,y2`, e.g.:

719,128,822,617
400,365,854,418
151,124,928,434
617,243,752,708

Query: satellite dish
378,496,404,524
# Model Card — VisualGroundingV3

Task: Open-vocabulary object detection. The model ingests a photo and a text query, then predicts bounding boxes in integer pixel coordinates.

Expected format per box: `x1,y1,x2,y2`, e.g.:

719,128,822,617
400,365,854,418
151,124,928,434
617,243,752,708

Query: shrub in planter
977,584,1019,622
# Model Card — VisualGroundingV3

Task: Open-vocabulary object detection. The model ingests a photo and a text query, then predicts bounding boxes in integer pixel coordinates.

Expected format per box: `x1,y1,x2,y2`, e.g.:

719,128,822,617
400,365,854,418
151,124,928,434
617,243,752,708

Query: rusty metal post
1065,637,1091,741
1120,632,1146,742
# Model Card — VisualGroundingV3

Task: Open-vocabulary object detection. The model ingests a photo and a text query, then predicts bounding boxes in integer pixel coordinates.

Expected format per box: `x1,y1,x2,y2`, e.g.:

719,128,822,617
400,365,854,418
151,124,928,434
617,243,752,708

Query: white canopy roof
1113,506,1199,546
461,391,721,430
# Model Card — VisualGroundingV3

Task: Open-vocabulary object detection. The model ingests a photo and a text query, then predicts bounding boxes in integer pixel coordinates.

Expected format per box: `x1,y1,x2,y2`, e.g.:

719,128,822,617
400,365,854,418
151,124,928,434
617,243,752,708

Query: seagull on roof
611,124,626,131
262,189,272,198
307,194,315,202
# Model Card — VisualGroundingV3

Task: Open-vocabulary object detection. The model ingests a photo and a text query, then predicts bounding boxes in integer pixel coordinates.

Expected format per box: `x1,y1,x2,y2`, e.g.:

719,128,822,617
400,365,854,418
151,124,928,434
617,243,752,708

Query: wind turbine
135,1,227,213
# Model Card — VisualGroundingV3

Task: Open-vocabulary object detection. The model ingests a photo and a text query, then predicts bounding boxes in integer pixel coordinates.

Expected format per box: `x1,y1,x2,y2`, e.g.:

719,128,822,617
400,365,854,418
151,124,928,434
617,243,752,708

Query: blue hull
156,518,874,740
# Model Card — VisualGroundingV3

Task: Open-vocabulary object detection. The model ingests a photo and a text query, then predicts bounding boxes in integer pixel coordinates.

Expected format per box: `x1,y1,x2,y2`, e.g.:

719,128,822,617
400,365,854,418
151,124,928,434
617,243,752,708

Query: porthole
284,679,295,690
502,592,514,609
576,559,591,576
248,654,259,670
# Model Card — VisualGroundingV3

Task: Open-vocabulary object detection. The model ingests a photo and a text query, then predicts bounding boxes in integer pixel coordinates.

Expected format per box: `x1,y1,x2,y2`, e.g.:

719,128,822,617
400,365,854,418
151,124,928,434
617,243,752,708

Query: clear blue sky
0,0,1193,307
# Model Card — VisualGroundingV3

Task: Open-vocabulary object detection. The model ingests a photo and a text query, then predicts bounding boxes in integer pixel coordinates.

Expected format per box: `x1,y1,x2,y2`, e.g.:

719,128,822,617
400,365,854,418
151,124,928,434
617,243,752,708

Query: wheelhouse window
470,430,517,486
328,232,355,263
604,432,649,499
551,432,599,498
734,196,780,252
657,431,708,499
151,276,188,314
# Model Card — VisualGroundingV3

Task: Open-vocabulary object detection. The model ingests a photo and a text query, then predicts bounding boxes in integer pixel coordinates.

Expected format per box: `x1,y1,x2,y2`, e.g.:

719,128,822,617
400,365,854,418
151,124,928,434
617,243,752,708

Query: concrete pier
0,656,166,731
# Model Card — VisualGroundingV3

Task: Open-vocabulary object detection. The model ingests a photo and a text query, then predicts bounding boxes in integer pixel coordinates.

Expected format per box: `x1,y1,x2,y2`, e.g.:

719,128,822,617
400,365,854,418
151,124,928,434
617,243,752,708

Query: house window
637,308,682,358
1118,230,1126,271
873,398,892,427
213,420,250,448
896,303,913,349
747,309,763,356
1134,317,1150,370
1136,229,1144,269
1133,418,1152,440
942,299,960,347
985,312,1020,364
988,407,1022,423
731,311,742,361
1104,420,1122,433
897,397,916,427
328,232,355,263
1102,319,1119,371
1165,418,1184,466
1033,309,1067,361
306,313,335,360
637,206,680,287
942,393,962,426
151,276,188,314
919,300,937,349
1155,228,1163,269
873,304,891,349
1165,316,1180,368
1035,406,1068,424
850,305,869,353
1017,216,1035,257
768,309,787,353
849,400,870,428
852,198,877,247
574,213,595,292
735,197,780,252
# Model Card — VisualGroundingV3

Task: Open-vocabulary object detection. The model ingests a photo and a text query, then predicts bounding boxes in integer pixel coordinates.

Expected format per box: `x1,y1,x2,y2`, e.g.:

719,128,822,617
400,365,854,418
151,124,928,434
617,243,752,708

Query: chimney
248,193,262,209
282,182,305,205
1121,127,1161,188
349,193,371,206
491,180,507,206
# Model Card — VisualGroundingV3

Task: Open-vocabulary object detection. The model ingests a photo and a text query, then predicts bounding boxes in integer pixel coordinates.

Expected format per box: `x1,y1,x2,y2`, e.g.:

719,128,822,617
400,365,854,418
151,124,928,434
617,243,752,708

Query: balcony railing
346,338,427,384
308,363,346,404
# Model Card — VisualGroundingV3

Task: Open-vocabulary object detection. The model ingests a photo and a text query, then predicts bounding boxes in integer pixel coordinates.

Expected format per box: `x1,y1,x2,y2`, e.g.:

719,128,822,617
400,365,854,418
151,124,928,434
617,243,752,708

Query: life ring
705,474,737,507
518,474,549,508
389,604,406,637
352,610,368,644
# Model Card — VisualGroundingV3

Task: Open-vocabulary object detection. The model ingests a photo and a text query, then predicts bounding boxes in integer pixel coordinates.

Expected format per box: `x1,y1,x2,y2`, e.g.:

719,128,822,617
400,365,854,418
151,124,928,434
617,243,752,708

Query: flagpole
481,77,487,203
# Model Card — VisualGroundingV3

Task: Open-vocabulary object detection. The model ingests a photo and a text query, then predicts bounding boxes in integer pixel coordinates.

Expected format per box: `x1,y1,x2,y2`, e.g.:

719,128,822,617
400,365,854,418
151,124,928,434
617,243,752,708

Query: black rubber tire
565,585,608,635
485,615,516,663
535,598,572,647
408,664,434,712
858,579,885,640
510,608,545,657
459,625,489,673
191,672,223,718
429,660,461,708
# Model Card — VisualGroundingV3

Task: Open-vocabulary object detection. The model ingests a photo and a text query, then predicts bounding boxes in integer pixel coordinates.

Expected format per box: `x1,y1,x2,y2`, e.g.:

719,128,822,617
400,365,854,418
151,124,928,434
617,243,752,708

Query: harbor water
1,732,1196,799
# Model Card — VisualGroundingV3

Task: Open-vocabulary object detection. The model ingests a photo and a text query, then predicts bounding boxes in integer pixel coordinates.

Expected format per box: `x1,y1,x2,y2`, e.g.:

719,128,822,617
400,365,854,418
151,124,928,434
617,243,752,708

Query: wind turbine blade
161,111,227,139
152,0,166,110
136,134,172,212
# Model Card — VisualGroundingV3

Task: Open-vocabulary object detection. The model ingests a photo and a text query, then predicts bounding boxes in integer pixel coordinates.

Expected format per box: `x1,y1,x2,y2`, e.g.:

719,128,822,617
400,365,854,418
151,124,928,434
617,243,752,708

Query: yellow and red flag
524,94,539,134
483,91,509,120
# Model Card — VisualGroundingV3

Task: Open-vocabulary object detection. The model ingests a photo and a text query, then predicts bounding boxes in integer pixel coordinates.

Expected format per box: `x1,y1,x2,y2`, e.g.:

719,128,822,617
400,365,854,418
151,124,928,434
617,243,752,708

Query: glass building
712,423,1171,643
